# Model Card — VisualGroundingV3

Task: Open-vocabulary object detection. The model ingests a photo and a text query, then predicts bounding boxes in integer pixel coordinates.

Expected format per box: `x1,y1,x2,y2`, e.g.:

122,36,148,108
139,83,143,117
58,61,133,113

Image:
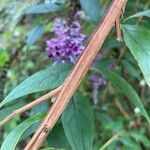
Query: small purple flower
45,18,87,63
52,18,69,36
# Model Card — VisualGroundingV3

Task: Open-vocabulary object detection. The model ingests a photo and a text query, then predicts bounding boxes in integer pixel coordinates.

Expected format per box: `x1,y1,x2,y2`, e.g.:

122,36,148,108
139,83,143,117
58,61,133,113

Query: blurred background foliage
1,0,150,150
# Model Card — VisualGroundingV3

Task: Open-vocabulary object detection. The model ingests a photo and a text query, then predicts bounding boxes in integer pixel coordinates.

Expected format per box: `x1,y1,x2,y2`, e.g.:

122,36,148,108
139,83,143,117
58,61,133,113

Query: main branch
25,0,127,149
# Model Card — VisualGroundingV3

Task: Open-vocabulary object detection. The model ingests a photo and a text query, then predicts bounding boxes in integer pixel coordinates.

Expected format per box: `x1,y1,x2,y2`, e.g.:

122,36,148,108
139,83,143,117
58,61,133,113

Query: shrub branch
24,0,127,149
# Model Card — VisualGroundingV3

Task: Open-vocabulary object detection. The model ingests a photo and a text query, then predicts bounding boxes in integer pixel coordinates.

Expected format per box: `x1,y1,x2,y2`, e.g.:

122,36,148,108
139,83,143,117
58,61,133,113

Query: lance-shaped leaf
125,10,150,21
79,0,101,23
0,113,45,150
0,101,25,120
0,63,72,108
122,25,150,87
25,3,63,14
96,62,150,124
62,92,94,150
26,25,45,46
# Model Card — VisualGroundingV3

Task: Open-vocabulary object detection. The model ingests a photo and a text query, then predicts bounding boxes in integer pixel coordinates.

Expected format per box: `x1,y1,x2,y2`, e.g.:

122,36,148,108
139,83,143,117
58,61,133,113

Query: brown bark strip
115,16,123,42
25,0,127,149
0,86,62,127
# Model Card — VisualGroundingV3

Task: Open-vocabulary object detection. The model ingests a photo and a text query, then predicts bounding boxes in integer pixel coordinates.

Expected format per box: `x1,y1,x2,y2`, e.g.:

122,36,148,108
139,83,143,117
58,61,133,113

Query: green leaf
121,59,139,78
103,37,120,50
20,122,40,140
0,63,71,108
119,137,141,150
130,131,150,148
0,49,9,68
0,113,45,150
96,63,150,124
122,25,150,87
62,92,94,150
105,120,123,132
48,124,70,149
25,3,63,14
79,0,101,23
30,101,49,114
0,101,25,120
125,10,150,21
27,25,44,46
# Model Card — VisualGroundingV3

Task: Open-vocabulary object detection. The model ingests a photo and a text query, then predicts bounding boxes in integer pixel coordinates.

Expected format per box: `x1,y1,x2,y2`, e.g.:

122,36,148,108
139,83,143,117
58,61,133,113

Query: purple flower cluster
46,18,87,63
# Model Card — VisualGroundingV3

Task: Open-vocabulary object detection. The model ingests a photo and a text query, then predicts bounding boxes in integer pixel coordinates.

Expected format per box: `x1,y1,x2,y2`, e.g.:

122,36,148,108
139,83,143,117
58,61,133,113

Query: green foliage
122,25,150,87
0,63,71,108
119,136,141,150
0,0,41,30
121,59,139,78
62,92,94,150
125,10,150,21
27,25,45,46
96,61,150,123
1,0,150,149
48,124,70,149
25,2,64,14
79,0,101,23
0,101,25,120
0,49,9,68
130,131,150,148
1,113,45,150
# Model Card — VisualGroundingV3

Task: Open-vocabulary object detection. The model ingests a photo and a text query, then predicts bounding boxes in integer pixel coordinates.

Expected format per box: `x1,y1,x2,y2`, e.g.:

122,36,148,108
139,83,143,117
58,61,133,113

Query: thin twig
0,85,62,127
25,0,127,149
115,99,129,120
99,131,125,150
115,16,123,42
